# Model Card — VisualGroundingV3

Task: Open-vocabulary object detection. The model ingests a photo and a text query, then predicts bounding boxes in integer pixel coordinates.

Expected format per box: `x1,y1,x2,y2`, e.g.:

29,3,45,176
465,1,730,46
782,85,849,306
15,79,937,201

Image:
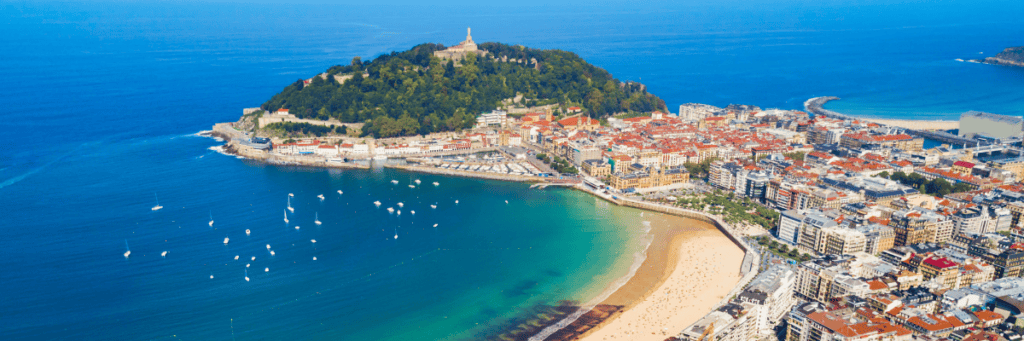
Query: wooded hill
261,42,666,138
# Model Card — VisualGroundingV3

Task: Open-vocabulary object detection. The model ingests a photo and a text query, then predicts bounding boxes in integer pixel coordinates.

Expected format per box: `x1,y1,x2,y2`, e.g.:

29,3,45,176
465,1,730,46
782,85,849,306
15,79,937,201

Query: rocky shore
969,46,1024,68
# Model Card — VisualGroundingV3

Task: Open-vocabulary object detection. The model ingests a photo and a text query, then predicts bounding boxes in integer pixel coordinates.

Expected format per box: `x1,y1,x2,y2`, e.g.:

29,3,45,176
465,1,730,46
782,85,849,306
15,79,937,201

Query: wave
528,225,655,341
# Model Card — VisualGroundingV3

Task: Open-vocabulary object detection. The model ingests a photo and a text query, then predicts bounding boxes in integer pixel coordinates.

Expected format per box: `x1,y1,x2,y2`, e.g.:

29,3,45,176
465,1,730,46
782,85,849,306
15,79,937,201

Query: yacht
151,194,163,211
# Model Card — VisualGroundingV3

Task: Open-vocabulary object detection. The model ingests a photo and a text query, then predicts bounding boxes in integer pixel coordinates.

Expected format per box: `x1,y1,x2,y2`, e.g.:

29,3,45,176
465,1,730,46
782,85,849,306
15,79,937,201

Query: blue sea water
2,0,1023,339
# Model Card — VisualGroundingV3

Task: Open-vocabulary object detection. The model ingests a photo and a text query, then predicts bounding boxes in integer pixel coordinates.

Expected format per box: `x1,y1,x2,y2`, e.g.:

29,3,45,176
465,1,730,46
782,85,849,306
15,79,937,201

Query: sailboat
317,194,325,201
315,212,321,226
287,196,294,213
209,211,214,227
244,269,250,282
123,240,131,259
151,194,163,211
223,236,230,245
284,209,289,223
245,229,250,236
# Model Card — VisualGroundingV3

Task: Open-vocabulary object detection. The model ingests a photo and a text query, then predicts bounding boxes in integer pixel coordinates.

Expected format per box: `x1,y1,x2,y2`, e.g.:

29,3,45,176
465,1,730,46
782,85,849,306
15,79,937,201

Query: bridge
965,144,1024,156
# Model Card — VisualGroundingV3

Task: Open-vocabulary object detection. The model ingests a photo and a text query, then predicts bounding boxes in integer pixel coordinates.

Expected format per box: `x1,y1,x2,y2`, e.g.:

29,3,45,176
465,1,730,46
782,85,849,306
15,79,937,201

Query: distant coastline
966,46,1024,68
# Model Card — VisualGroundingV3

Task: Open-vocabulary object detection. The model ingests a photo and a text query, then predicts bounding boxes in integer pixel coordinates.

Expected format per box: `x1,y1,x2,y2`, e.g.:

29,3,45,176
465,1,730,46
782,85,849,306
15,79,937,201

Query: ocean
1,0,1023,340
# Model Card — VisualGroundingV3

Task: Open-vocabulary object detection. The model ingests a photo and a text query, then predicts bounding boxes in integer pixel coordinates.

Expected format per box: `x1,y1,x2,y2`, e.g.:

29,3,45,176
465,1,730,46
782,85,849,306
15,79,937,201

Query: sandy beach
859,118,959,131
572,214,744,341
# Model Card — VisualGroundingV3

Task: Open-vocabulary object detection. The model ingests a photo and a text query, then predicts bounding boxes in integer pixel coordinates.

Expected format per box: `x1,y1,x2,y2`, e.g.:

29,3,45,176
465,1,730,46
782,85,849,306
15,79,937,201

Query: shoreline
805,96,959,131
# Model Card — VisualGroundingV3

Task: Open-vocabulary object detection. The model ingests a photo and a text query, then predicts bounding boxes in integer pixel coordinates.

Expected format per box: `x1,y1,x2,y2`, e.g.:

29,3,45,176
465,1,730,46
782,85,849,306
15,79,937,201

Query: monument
434,27,488,62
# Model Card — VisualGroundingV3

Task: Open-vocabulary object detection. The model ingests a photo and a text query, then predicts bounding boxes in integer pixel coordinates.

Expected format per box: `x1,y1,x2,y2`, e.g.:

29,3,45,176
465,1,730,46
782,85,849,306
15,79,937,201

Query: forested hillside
261,42,665,138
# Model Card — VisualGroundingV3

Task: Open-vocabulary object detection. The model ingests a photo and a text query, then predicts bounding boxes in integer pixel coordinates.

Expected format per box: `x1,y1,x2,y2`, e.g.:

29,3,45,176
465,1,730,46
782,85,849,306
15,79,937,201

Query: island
967,46,1024,67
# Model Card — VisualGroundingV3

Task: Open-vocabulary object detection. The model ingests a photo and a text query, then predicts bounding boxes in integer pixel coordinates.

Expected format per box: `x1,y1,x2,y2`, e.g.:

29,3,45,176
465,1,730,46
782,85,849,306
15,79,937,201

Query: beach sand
573,214,744,341
860,118,959,131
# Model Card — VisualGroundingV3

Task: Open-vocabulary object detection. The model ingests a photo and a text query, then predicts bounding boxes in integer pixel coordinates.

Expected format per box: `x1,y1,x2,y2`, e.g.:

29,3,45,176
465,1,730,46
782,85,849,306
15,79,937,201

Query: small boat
397,210,401,216
337,190,343,195
245,229,250,236
287,197,294,213
387,207,394,213
289,193,294,197
284,209,289,223
317,194,325,201
161,251,168,258
433,223,438,227
210,274,214,279
266,244,271,250
311,239,316,243
294,225,300,230
251,256,256,261
123,240,131,259
430,204,437,209
246,263,250,268
397,202,404,208
270,250,276,256
265,267,269,272
315,212,321,226
505,200,508,204
415,179,421,184
209,212,214,227
223,237,230,245
955,58,964,62
312,256,317,260
433,182,439,186
408,185,415,188
151,194,163,211
411,210,415,215
374,201,382,207
391,180,399,184
234,255,239,260
245,269,250,282
394,228,398,240
455,200,459,204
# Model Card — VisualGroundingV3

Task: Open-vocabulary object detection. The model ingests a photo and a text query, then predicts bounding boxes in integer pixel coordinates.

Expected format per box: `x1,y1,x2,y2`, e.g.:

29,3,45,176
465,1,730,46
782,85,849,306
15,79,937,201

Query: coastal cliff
969,46,1024,67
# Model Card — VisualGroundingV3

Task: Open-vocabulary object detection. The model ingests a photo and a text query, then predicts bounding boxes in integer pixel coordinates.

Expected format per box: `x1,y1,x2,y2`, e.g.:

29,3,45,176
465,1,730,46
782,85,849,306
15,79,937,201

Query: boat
955,58,964,62
208,211,214,227
161,251,167,258
151,194,163,211
408,185,415,188
265,267,269,272
246,263,250,268
210,274,214,279
270,250,276,256
391,180,399,184
430,204,436,209
251,256,255,261
284,209,289,223
433,182,439,186
317,194,325,201
414,179,421,184
234,255,239,260
387,207,394,213
374,200,381,207
455,200,459,204
311,239,316,243
337,190,343,195
245,229,250,236
505,200,508,204
397,210,401,216
294,225,300,230
287,196,294,213
312,256,317,260
394,228,398,240
266,244,271,249
223,237,229,245
244,269,249,282
397,202,404,208
289,193,294,197
411,210,415,215
123,240,131,259
433,223,438,227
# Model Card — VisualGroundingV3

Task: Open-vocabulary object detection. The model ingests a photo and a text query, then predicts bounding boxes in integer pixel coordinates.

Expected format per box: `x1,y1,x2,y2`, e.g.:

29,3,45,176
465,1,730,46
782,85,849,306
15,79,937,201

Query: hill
969,46,1024,67
260,42,666,138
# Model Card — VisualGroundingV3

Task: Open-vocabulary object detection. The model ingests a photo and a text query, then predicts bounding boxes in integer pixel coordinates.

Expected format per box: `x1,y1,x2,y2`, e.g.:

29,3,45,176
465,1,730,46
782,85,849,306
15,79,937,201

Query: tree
953,182,973,193
925,178,953,197
876,171,890,179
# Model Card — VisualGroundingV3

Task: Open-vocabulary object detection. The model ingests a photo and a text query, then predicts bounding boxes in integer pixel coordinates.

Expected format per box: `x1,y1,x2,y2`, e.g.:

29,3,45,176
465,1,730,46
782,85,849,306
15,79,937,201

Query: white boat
394,228,398,240
455,200,459,204
266,244,271,249
289,193,294,197
287,197,294,213
374,201,381,207
414,179,421,184
284,209,289,223
387,207,394,213
317,194,325,201
408,184,415,188
245,229,250,236
433,223,438,227
270,250,276,256
411,210,416,215
433,182,439,186
161,251,167,258
265,267,269,272
397,210,401,216
246,263,250,268
294,225,300,230
151,194,163,211
223,237,229,245
210,274,214,279
955,58,965,62
397,202,404,208
251,256,255,261
391,180,399,184
430,204,437,209
244,269,249,282
123,240,131,259
311,239,316,243
312,256,317,260
337,190,343,195
234,255,239,260
209,212,214,227
315,212,322,226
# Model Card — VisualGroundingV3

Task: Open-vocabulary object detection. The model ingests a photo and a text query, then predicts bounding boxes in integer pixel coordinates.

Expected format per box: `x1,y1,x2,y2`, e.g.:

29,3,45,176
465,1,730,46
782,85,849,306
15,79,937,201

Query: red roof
954,160,976,169
922,257,958,269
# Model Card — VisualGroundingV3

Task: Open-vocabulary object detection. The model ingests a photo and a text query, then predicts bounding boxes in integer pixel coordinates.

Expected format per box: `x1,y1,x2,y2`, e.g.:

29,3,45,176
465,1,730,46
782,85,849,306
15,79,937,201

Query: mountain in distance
260,39,666,138
967,46,1024,67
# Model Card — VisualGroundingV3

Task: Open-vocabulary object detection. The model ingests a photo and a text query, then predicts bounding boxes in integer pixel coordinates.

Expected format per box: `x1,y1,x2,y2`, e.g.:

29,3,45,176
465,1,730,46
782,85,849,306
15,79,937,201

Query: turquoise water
2,0,1024,339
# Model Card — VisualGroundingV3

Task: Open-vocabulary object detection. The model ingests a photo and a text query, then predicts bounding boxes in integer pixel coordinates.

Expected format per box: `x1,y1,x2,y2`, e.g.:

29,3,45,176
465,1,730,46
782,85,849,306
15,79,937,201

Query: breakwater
386,164,547,183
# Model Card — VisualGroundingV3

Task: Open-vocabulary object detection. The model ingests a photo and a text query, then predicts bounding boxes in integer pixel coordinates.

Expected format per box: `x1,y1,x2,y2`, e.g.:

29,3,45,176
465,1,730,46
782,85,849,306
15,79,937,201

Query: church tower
461,27,477,52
